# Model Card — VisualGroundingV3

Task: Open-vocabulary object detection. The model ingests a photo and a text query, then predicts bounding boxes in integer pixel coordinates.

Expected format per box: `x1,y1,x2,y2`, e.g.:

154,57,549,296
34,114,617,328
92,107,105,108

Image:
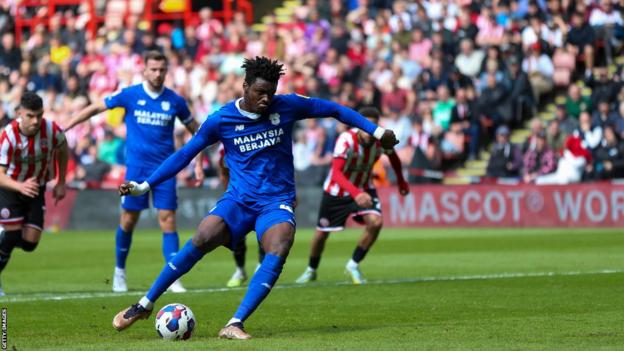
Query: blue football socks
162,231,179,262
145,240,205,302
233,254,285,321
115,226,132,269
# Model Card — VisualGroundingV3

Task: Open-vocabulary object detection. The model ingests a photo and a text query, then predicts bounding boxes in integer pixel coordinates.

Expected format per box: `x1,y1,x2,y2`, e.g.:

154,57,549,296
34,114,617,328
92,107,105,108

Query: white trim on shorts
353,209,382,217
23,223,43,231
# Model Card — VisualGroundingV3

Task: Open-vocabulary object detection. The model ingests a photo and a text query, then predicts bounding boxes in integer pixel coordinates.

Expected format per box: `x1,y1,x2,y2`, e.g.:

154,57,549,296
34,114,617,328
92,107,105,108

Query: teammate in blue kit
111,57,399,339
65,51,203,293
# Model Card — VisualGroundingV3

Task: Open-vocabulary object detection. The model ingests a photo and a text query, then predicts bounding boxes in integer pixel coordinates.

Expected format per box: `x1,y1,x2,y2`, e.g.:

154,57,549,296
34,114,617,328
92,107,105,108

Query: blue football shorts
209,197,296,250
121,166,177,211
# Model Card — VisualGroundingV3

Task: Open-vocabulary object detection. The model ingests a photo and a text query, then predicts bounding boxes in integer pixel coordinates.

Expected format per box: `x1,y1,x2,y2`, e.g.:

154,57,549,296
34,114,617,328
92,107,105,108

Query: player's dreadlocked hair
242,57,285,85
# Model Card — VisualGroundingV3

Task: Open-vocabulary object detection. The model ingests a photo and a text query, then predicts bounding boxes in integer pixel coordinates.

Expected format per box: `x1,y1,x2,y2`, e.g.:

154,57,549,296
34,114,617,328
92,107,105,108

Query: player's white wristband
128,181,150,196
373,127,386,140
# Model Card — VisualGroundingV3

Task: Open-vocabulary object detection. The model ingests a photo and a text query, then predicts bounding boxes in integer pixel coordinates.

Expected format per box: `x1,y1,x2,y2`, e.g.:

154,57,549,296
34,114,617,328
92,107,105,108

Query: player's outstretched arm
119,116,221,196
53,140,69,204
297,96,399,148
387,150,409,196
330,158,372,207
64,101,107,131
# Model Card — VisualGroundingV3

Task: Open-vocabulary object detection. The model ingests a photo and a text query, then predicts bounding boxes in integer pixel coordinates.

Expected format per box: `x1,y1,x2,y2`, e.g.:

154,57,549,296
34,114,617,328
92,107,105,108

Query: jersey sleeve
333,132,354,159
176,97,194,125
287,94,379,137
104,88,128,110
146,112,221,187
0,131,11,167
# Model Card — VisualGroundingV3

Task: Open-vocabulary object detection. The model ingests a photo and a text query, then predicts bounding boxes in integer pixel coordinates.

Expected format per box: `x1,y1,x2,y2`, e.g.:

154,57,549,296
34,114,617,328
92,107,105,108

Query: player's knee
158,211,176,231
191,230,211,250
367,216,383,231
21,240,38,252
158,211,174,224
266,235,294,257
120,212,140,230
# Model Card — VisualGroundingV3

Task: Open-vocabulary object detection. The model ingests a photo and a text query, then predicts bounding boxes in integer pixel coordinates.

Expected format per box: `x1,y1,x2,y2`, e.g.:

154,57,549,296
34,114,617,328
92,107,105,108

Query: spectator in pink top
408,27,432,68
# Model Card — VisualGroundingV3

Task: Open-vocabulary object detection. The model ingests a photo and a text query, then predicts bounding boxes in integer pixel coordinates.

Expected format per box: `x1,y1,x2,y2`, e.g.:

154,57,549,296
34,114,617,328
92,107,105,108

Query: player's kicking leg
295,230,330,283
255,244,265,273
219,222,294,340
113,210,141,293
112,215,229,330
345,214,383,284
227,240,248,287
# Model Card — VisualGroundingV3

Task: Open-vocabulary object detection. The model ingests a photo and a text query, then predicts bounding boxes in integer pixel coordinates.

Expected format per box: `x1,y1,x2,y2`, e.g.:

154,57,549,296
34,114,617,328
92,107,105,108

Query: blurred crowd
0,0,623,187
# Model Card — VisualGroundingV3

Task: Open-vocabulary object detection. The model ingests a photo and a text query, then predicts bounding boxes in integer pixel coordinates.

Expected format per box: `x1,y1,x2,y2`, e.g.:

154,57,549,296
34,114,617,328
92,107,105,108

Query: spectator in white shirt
454,38,485,78
522,42,554,104
589,0,623,65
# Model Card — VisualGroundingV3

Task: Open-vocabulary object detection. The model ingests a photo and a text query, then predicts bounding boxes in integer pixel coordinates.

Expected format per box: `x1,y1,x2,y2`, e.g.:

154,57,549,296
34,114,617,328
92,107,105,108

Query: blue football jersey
146,94,379,209
104,83,193,169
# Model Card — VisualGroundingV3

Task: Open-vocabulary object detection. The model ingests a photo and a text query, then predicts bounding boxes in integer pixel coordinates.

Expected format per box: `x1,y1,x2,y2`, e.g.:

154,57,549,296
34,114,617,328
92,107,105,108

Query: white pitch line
2,269,623,304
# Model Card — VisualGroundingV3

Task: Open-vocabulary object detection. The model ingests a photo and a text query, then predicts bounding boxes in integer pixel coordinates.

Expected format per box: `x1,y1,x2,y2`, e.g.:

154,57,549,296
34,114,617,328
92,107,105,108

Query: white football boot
345,261,366,285
112,267,128,292
295,267,317,284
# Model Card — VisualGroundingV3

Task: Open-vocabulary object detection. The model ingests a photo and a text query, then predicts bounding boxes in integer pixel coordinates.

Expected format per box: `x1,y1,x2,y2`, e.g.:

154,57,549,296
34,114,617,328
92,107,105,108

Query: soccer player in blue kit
65,51,203,293
112,57,399,339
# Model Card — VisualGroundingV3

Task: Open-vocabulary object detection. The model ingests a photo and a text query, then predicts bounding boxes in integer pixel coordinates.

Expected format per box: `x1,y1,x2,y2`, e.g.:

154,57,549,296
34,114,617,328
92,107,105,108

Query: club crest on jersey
269,113,280,125
137,100,146,106
161,101,171,111
0,208,9,219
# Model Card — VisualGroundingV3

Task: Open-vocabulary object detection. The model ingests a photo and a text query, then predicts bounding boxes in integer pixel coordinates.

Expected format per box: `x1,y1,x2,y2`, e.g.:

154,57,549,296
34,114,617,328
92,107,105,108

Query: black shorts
0,186,46,229
316,189,381,231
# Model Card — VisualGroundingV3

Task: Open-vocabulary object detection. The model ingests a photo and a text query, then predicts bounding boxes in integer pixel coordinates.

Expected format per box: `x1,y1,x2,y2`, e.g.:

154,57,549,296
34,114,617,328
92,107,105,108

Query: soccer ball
155,303,196,340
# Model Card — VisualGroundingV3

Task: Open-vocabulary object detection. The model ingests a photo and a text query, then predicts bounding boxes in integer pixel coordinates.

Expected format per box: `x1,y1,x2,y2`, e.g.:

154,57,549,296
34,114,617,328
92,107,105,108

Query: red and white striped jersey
0,119,66,185
323,129,392,197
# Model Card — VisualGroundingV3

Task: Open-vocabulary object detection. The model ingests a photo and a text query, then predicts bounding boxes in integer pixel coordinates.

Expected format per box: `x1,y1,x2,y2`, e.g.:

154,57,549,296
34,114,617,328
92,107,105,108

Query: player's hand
398,180,410,196
194,162,205,187
53,183,66,205
119,181,150,196
354,192,373,208
18,177,39,198
379,130,399,149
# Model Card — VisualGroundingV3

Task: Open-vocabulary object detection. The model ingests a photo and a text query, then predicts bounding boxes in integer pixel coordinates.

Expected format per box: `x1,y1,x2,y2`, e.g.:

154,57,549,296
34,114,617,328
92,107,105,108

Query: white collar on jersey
235,98,261,120
142,81,165,100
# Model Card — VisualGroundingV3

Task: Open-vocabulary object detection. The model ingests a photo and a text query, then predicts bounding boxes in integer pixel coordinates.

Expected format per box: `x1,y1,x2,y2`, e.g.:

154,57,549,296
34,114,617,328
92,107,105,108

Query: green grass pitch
1,227,623,350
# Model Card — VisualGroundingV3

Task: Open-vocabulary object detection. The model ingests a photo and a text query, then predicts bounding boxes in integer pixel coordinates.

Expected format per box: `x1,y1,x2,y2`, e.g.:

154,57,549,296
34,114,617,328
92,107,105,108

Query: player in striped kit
0,92,68,295
296,107,409,285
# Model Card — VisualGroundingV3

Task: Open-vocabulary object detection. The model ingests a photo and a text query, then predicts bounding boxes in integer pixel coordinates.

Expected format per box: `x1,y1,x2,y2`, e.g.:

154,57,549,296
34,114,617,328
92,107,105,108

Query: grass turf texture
1,228,623,350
